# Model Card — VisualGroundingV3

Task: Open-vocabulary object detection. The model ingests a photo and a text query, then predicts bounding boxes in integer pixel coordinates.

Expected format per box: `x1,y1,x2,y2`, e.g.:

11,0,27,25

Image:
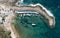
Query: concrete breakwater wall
0,3,55,38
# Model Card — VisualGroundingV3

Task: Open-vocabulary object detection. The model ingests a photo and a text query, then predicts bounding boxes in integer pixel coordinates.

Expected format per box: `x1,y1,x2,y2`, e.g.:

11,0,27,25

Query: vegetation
0,27,11,38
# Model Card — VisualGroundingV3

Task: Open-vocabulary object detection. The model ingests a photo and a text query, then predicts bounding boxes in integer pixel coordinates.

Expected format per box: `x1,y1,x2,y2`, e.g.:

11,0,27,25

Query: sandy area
3,13,20,38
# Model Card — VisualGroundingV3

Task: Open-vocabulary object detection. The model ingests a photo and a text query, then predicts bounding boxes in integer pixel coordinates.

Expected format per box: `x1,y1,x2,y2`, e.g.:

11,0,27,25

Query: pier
0,3,55,38
10,4,55,27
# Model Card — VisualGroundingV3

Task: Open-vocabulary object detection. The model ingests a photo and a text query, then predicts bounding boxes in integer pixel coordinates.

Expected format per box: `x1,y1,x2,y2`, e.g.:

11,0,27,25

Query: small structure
32,23,36,27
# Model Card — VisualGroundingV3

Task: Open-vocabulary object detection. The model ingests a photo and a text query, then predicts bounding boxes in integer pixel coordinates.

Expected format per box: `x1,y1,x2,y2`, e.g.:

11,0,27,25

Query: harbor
0,0,55,38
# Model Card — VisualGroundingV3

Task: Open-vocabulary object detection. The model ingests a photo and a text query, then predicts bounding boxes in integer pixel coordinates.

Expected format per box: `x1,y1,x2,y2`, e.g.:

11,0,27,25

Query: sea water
23,0,60,38
14,0,60,38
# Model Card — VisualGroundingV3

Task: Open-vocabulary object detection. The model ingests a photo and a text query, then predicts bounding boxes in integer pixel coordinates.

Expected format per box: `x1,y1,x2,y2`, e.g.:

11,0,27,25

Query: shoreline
0,3,55,38
11,3,55,27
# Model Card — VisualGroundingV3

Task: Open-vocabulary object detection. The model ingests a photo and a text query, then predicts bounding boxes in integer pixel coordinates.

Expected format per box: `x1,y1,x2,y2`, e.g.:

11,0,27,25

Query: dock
10,3,55,27
0,3,55,38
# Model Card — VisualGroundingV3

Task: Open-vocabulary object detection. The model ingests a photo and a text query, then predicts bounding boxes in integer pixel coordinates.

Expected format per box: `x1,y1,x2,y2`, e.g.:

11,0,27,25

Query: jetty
10,3,55,27
0,0,55,38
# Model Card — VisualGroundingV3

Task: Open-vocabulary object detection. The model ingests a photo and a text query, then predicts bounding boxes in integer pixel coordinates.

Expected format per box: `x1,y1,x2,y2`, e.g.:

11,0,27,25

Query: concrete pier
10,3,55,27
0,3,55,38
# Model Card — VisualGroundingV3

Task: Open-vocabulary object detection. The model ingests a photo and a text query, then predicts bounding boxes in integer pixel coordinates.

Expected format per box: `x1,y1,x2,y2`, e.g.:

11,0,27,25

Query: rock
0,0,18,6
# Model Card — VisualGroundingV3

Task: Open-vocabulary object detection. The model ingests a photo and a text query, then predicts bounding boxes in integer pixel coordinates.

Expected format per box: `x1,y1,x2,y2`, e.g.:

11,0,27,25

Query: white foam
20,0,24,3
29,3,54,17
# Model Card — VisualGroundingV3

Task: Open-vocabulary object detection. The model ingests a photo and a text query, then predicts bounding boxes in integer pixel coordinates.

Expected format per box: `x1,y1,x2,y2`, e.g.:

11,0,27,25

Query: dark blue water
23,0,60,38
14,0,60,38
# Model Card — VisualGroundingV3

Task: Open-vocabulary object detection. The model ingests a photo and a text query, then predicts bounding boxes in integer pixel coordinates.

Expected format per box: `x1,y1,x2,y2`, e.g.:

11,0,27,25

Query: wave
28,3,54,17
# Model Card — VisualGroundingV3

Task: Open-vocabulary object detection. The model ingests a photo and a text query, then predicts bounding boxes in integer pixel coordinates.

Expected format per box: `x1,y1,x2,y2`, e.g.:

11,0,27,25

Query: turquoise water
23,0,60,38
14,14,50,38
14,0,60,38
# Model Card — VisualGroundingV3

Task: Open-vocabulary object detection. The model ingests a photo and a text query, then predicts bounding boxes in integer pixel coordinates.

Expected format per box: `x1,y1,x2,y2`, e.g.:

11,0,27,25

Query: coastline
11,3,55,27
0,3,55,38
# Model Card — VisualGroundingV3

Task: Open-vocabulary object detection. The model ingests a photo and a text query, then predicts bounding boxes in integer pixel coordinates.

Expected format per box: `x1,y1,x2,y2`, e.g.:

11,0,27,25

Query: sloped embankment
0,25,11,38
